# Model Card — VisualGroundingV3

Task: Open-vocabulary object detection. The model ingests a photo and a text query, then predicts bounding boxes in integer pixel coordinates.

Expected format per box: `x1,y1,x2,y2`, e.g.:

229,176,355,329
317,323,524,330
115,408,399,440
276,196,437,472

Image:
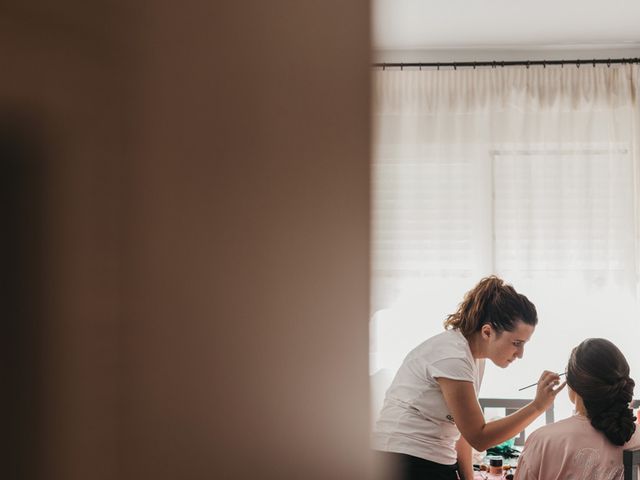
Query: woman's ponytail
444,276,537,337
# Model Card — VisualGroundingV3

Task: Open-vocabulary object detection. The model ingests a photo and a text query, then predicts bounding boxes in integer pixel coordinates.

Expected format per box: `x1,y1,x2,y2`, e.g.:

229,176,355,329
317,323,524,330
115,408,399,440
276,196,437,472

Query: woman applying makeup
372,276,565,480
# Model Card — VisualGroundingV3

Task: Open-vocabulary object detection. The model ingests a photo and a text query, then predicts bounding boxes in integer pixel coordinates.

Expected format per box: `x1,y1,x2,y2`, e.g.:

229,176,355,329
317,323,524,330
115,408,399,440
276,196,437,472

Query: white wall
374,47,640,64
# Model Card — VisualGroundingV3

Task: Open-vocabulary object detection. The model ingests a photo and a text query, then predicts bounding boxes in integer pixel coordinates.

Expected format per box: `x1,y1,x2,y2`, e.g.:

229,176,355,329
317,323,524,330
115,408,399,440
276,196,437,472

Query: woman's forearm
439,373,564,452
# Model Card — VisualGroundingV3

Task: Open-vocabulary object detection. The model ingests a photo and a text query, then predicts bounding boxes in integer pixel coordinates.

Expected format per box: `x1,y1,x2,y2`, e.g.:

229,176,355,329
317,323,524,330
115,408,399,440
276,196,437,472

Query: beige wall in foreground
120,1,372,479
0,6,126,479
1,1,372,479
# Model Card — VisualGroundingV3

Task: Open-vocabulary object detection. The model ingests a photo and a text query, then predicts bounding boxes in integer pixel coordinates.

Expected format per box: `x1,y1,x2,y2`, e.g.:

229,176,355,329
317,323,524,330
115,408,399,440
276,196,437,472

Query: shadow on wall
0,110,45,480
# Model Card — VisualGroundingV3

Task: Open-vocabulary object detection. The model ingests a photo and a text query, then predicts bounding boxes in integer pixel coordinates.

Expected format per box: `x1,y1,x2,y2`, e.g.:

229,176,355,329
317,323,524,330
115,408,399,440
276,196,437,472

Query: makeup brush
518,372,566,391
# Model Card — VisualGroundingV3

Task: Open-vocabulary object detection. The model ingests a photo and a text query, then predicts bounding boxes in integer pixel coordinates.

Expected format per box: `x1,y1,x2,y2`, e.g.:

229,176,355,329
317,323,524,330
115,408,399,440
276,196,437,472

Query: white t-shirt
372,329,485,465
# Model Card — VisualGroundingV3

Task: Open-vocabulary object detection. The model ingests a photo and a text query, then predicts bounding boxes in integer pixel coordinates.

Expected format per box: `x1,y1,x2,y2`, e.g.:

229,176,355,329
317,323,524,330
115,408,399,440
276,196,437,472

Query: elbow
467,438,489,452
471,439,491,452
463,432,490,452
463,423,491,451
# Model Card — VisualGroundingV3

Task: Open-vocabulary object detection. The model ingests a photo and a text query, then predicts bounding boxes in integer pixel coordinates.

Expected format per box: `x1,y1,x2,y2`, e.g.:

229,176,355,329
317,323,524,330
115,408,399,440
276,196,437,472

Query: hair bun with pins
568,339,637,446
590,405,636,446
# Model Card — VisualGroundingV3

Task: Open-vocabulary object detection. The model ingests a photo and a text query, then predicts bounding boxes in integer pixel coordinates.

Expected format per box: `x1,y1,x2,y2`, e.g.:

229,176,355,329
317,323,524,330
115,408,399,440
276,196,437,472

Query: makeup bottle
489,457,503,476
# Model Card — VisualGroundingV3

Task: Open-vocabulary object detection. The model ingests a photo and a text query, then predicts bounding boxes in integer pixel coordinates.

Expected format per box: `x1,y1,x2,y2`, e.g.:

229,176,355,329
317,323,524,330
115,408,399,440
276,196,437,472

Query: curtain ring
453,63,457,70
473,62,476,69
437,65,440,71
526,61,530,69
543,60,546,68
592,59,596,68
607,58,611,67
400,65,403,71
382,65,386,71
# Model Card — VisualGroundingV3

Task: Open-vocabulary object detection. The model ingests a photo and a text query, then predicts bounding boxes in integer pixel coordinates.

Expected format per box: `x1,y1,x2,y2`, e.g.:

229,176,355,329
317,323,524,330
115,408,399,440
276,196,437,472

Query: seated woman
516,338,640,480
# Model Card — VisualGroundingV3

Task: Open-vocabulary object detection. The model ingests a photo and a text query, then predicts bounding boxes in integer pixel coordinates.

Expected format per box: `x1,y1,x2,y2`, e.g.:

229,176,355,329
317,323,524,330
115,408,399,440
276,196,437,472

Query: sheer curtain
370,64,640,426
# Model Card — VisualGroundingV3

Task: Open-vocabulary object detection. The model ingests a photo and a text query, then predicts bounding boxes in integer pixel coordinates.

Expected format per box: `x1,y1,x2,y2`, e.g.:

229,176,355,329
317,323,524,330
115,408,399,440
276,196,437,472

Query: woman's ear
480,323,492,340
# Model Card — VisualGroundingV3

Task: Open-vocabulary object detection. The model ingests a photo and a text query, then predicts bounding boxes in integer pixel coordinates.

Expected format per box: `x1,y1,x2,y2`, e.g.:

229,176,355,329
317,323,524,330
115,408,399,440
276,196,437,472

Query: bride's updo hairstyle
566,338,636,446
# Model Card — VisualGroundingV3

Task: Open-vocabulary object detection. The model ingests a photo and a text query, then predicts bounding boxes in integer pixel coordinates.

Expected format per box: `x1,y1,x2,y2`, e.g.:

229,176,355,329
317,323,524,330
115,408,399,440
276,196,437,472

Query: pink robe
516,414,640,480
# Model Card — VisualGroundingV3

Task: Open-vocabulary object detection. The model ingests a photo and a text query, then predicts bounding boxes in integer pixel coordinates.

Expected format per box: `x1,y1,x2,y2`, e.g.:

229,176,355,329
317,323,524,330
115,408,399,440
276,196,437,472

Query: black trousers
375,451,460,480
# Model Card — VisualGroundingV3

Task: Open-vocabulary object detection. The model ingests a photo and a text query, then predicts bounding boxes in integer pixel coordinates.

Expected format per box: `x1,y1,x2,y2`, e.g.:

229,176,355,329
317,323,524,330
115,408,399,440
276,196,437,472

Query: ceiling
373,0,640,50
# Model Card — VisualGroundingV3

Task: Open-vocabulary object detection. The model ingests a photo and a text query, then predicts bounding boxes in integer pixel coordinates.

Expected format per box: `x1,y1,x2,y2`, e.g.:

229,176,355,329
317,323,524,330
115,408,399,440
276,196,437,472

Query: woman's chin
493,359,512,368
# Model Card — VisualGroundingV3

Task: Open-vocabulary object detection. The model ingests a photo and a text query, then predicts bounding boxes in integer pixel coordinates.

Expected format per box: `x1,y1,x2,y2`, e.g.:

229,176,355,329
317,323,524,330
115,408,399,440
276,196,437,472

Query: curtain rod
373,58,640,69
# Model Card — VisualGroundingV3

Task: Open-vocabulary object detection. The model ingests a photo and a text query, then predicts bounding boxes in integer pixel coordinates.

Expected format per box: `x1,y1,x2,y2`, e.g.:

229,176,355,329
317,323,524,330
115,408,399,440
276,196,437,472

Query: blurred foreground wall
1,2,371,479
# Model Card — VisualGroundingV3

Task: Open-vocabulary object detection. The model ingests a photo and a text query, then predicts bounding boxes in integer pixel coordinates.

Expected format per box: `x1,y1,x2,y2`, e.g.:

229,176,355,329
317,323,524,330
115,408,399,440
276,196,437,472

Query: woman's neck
466,331,485,360
574,396,588,416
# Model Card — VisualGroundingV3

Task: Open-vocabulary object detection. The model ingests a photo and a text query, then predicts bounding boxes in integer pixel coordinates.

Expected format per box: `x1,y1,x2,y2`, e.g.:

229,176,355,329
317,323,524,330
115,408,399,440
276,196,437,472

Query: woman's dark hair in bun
566,338,636,446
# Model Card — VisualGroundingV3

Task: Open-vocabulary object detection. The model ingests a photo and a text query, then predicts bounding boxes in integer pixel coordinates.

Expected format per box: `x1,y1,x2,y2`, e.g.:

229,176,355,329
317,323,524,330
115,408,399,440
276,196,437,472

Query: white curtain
371,64,640,425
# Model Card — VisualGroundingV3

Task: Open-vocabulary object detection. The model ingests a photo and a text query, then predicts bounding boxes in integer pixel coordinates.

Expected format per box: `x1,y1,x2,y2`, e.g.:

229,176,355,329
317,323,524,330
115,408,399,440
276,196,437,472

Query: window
371,143,640,427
